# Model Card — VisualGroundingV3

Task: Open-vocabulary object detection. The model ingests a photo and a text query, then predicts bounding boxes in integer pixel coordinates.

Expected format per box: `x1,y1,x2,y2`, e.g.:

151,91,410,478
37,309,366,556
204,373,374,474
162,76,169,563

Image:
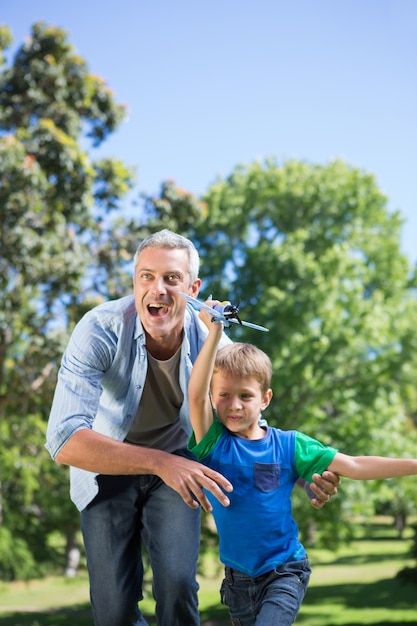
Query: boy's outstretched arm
328,453,417,480
189,305,224,443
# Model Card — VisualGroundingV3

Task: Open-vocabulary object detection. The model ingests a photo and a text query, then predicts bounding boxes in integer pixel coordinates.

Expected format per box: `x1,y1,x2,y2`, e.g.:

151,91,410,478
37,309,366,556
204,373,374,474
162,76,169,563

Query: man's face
133,246,201,342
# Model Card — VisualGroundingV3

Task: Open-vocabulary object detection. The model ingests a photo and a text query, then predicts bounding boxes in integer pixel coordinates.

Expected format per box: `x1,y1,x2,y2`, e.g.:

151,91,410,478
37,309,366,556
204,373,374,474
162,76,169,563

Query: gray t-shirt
125,348,188,451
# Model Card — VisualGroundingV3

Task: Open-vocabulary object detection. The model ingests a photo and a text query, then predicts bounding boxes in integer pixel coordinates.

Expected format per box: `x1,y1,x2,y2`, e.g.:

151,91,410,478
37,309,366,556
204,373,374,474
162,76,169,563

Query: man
46,229,339,626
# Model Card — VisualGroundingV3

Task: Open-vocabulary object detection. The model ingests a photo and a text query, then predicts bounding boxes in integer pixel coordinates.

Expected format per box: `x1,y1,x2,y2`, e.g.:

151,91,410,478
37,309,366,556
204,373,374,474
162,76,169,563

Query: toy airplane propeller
179,292,269,332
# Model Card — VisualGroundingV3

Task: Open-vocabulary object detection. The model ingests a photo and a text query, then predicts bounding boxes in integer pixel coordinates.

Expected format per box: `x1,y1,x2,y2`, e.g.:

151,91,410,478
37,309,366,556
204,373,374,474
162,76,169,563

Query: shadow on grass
0,604,93,626
313,550,408,567
306,576,417,609
0,604,231,626
1,578,415,626
199,603,230,625
296,576,417,625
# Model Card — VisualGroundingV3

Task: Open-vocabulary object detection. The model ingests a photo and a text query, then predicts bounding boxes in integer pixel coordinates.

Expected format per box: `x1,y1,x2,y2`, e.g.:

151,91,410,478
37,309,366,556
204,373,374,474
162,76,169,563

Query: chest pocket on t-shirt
254,462,280,492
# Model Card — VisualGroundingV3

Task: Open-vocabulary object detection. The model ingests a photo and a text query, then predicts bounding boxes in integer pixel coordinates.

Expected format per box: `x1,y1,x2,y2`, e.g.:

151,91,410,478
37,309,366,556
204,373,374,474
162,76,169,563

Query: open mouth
147,303,169,317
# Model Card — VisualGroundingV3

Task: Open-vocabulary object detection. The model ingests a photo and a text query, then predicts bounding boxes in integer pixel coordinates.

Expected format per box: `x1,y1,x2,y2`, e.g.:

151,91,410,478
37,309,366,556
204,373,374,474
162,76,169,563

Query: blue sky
3,0,417,265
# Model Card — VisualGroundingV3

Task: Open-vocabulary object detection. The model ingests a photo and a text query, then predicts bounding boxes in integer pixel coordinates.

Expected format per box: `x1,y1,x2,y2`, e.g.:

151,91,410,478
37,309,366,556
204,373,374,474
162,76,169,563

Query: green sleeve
188,419,224,460
295,431,338,483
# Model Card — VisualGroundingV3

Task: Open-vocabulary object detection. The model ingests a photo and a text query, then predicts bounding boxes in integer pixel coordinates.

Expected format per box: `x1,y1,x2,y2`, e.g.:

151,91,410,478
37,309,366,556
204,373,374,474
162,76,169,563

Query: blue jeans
220,557,311,626
80,472,201,626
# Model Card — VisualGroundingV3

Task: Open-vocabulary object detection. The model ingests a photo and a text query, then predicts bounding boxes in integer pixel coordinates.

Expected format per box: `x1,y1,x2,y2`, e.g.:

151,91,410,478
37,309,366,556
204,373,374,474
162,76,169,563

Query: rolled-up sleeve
45,312,114,458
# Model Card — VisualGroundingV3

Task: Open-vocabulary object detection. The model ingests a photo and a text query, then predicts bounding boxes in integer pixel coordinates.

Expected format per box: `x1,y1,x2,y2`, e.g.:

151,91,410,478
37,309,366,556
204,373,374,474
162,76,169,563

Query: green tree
2,19,417,580
0,22,135,579
143,159,417,546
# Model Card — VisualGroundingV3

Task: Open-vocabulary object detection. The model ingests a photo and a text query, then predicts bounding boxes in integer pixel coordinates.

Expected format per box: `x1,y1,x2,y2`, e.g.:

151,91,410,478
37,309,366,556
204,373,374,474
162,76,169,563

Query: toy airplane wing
227,317,269,332
179,292,269,332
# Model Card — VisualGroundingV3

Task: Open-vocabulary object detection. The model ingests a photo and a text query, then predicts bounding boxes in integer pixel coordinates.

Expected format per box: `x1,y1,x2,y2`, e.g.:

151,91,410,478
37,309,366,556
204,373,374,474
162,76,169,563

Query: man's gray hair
134,229,200,283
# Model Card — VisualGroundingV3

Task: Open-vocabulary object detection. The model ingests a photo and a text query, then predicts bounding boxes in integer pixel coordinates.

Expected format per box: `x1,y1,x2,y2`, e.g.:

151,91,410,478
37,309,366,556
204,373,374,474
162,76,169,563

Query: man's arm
48,306,233,513
55,429,233,512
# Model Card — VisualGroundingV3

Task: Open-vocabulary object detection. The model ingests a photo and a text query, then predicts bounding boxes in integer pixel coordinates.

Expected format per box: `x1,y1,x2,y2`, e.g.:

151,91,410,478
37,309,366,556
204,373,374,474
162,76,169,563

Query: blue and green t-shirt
189,421,337,577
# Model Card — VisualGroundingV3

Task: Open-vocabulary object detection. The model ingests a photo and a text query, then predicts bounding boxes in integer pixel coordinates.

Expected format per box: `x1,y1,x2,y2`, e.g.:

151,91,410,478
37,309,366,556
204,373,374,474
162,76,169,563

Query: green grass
0,517,416,626
297,517,417,625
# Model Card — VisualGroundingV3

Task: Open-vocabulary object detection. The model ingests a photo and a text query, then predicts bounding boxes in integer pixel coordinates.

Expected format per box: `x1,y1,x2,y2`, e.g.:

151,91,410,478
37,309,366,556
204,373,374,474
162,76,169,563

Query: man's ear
190,278,202,298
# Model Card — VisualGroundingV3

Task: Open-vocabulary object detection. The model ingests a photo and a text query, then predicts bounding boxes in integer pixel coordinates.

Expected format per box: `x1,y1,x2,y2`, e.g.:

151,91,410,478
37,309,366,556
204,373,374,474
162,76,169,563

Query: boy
188,303,417,626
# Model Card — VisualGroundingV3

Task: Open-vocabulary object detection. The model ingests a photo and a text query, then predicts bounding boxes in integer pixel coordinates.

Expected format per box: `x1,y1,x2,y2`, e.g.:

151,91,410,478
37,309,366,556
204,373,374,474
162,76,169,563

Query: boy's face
210,372,272,439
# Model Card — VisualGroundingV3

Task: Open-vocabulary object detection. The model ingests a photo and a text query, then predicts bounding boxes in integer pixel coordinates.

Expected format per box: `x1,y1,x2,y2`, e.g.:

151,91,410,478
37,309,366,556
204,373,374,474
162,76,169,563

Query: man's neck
145,332,183,361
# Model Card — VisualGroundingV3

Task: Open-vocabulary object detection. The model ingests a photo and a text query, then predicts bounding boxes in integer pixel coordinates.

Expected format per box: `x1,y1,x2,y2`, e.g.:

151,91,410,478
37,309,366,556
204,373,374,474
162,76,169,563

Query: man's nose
151,277,167,295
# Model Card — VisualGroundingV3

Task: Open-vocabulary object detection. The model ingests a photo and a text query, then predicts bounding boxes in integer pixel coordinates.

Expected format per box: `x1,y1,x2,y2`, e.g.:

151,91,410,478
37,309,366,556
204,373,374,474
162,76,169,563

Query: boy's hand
199,299,223,331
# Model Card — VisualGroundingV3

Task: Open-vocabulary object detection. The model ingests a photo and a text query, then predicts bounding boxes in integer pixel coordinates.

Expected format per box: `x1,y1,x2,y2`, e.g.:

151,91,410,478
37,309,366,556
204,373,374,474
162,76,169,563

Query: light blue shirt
46,295,231,511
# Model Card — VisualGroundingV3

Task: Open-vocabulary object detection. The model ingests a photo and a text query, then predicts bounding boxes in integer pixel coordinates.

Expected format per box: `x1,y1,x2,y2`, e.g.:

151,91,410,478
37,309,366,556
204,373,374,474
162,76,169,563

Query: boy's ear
261,388,273,410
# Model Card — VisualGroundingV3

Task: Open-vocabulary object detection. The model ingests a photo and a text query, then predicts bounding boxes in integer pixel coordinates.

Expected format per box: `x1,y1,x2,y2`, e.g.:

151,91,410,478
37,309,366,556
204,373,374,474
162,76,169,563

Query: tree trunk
64,530,81,577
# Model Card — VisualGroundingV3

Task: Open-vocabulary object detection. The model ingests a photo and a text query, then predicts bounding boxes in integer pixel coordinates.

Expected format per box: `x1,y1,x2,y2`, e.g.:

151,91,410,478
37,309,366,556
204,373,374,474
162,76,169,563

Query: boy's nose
230,396,242,409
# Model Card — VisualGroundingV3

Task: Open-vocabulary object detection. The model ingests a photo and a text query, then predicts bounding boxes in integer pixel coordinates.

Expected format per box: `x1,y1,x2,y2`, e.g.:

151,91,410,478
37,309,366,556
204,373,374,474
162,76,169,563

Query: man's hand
157,453,233,512
304,470,341,509
54,430,232,513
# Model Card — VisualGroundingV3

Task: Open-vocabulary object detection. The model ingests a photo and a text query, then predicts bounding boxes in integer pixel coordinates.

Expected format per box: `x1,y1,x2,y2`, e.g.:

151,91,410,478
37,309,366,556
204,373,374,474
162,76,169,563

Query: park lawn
297,529,417,625
0,517,416,626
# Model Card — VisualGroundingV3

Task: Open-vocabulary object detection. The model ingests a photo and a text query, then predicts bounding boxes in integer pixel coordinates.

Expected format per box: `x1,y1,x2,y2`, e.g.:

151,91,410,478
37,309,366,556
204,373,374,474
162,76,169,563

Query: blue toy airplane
179,292,269,332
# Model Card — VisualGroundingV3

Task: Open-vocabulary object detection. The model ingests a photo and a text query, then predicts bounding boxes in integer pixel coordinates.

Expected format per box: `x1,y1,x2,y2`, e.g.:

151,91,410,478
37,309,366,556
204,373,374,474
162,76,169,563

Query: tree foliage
0,22,135,578
1,20,417,581
144,159,417,545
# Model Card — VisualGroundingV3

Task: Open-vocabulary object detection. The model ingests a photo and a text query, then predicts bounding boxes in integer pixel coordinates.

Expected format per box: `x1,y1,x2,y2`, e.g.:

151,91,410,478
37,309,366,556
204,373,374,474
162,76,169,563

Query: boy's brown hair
213,343,272,394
